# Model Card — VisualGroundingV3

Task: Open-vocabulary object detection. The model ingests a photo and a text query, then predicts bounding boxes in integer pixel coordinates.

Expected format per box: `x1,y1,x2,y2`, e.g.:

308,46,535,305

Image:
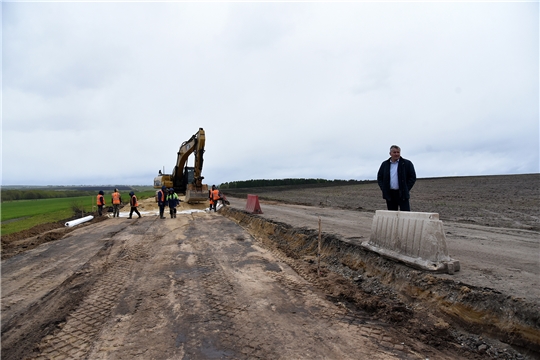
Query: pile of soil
1,214,107,260
222,207,540,359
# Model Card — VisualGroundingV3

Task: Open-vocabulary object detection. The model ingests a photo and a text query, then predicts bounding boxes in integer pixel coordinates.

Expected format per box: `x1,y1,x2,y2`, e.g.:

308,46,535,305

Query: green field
1,190,156,236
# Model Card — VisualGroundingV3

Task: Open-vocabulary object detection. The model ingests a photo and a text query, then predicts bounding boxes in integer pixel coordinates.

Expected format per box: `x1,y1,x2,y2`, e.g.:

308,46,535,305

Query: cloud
2,1,538,186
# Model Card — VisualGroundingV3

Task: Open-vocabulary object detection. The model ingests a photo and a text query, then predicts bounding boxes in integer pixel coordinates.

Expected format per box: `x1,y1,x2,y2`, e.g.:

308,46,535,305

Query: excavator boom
154,128,208,204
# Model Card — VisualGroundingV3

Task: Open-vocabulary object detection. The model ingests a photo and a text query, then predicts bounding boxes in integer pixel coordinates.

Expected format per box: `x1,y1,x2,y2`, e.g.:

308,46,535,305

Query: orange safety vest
131,195,139,207
211,189,221,201
112,192,121,205
97,194,104,206
158,190,165,202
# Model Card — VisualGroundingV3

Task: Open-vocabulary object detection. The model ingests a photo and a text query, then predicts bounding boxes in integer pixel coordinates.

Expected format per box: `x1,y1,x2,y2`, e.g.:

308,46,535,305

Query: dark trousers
210,199,221,212
129,207,141,218
386,189,411,211
159,204,166,218
97,205,103,216
169,207,177,218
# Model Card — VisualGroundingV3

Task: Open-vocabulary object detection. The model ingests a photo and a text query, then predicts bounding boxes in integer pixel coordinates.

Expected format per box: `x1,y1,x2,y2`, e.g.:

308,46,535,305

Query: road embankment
221,206,540,358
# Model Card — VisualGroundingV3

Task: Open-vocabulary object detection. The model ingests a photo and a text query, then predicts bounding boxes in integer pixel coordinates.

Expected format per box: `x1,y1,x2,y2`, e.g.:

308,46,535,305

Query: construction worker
209,185,222,212
128,191,141,219
111,188,122,218
96,190,105,216
157,185,167,219
167,188,179,218
208,188,214,211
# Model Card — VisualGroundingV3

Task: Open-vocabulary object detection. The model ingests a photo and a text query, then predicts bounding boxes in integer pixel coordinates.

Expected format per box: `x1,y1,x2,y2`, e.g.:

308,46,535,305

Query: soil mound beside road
221,174,540,357
1,216,108,260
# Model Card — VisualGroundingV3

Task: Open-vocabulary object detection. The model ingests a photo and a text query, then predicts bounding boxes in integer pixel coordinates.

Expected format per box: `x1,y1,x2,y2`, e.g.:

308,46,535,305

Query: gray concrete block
361,210,460,274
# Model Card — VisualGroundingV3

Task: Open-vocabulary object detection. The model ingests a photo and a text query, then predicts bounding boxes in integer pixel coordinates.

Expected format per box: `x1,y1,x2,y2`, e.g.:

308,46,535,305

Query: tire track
30,219,161,360
178,218,403,359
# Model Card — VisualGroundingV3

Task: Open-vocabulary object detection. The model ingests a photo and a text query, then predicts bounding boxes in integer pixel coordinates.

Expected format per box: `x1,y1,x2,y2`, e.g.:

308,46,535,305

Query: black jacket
377,157,416,200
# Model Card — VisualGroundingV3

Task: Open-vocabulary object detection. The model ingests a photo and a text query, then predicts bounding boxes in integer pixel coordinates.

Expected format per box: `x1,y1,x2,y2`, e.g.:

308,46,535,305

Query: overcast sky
2,1,538,186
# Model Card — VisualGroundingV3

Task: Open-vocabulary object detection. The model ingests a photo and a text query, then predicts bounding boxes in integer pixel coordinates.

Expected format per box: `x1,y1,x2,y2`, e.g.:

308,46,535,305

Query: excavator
153,128,209,204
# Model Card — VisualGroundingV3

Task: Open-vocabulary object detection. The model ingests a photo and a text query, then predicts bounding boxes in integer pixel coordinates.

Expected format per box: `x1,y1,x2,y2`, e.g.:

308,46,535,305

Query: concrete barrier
361,210,460,274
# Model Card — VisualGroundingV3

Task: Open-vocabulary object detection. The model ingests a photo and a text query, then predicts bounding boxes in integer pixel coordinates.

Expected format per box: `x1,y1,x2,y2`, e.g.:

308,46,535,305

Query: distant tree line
1,186,139,202
2,189,101,202
219,178,364,189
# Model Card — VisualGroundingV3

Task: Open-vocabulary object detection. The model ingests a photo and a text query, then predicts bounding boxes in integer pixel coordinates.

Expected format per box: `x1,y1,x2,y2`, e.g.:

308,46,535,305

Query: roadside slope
223,195,539,357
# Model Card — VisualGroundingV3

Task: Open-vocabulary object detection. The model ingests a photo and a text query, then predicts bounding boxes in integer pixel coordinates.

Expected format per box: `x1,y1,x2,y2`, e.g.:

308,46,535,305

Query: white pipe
65,215,94,227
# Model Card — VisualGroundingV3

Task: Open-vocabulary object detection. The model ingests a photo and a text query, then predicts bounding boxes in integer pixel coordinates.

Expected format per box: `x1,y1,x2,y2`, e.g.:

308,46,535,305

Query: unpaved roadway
2,189,539,360
224,197,539,305
2,200,465,360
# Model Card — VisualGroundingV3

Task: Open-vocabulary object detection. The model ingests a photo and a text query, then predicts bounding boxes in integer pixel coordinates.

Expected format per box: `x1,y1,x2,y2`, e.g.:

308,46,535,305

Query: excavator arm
154,128,208,203
171,128,205,188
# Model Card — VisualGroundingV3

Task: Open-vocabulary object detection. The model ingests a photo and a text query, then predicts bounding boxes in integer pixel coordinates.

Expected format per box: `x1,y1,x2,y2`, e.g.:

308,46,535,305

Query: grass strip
1,191,157,236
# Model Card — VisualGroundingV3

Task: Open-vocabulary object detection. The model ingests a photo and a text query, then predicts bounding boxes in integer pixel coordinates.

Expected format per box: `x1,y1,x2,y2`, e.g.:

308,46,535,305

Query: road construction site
1,174,539,359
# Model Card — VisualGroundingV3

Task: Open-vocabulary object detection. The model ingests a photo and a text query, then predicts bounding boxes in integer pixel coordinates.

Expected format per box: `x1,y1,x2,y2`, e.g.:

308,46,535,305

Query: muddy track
1,210,484,360
2,184,538,360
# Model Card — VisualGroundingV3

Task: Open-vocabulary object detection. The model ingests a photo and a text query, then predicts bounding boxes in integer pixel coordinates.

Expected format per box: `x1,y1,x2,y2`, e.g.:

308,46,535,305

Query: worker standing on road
96,190,105,216
128,191,142,219
209,185,222,212
157,185,167,219
111,188,122,217
167,188,179,218
208,187,214,211
377,145,416,211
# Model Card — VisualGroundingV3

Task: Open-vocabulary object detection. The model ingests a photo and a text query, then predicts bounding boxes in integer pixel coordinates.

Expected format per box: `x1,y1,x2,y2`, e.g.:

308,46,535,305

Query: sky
2,1,539,186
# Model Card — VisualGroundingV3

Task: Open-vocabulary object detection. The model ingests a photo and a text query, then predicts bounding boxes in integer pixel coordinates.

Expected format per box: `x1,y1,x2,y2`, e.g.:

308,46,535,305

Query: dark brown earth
1,174,539,360
222,174,540,231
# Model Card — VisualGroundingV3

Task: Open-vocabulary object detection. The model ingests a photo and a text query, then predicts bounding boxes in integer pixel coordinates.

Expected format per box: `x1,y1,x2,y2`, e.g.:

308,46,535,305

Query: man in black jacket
377,145,416,211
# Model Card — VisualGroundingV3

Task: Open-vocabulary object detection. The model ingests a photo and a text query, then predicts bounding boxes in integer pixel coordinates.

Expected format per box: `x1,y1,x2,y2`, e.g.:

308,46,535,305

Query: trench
221,207,540,359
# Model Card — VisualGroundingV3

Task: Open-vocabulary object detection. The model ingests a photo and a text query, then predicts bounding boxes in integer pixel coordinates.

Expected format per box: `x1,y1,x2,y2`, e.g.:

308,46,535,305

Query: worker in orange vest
209,185,222,212
96,190,105,216
128,191,141,219
111,188,122,218
157,185,167,219
208,188,214,211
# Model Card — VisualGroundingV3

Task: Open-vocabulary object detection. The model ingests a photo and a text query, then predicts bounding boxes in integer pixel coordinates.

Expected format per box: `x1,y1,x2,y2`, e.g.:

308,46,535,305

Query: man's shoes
138,216,141,218
128,217,132,219
160,216,166,219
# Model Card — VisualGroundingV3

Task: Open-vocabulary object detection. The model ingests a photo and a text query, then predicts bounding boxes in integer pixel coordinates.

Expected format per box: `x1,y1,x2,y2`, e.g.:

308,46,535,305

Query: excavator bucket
185,184,209,204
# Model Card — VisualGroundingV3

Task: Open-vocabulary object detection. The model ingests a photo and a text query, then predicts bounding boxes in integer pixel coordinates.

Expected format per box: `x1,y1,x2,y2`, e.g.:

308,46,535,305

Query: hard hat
162,186,166,190
99,190,104,195
129,191,134,196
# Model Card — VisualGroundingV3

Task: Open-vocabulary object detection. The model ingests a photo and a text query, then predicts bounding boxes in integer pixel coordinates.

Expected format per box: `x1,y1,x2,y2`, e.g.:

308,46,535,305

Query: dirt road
2,201,466,360
2,174,539,360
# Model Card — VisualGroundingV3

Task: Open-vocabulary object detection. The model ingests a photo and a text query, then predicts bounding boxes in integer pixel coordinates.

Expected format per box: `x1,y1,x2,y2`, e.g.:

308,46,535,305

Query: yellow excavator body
154,128,209,204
